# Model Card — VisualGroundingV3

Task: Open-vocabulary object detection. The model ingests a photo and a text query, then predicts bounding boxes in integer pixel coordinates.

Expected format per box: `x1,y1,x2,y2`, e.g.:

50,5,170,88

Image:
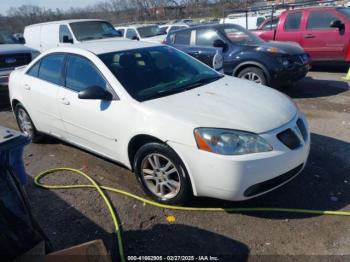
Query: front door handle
24,84,31,90
304,34,315,39
60,97,70,105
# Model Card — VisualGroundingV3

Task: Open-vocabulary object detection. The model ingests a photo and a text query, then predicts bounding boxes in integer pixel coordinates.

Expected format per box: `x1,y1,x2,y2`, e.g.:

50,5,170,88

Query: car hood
142,76,297,134
0,44,38,54
259,41,305,55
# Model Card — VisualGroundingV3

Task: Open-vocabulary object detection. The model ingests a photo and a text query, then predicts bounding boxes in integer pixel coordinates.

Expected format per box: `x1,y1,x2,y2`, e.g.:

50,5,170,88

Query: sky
0,0,101,15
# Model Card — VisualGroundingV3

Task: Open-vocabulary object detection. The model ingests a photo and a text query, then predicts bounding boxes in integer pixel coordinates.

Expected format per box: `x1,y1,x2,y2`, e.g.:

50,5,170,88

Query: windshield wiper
142,75,224,101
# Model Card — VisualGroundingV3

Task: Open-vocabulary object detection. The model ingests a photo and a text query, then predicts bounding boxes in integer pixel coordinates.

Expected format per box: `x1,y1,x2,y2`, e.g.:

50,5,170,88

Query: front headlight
194,128,272,155
276,56,291,68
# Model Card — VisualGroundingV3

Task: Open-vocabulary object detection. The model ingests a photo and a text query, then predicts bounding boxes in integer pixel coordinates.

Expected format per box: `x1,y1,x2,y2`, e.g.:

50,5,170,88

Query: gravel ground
1,67,350,261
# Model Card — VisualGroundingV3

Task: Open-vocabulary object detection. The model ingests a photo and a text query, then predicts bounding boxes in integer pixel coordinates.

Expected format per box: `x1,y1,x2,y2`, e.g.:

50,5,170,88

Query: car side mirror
63,35,73,44
132,36,140,41
213,39,228,50
78,86,113,101
18,37,25,44
330,20,344,31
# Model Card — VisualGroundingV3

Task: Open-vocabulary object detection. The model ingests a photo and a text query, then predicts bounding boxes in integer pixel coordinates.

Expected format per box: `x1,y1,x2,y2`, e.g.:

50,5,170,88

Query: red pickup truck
252,7,350,62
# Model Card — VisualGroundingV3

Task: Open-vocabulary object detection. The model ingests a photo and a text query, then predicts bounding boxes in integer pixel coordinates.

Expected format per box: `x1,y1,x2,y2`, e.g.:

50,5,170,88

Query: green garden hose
34,167,350,262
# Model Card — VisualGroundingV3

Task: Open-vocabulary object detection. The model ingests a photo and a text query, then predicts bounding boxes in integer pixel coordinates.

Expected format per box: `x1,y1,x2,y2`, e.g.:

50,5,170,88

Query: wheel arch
127,134,197,196
232,61,271,85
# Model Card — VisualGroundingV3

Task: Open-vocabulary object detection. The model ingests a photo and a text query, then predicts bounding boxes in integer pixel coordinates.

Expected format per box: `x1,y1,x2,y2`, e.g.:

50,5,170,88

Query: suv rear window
174,30,191,45
285,12,302,31
307,11,339,29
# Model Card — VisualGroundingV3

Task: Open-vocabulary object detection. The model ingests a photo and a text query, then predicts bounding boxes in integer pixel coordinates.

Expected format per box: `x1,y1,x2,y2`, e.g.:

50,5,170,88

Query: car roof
128,24,157,28
170,23,233,32
26,19,106,27
73,39,161,54
287,6,342,12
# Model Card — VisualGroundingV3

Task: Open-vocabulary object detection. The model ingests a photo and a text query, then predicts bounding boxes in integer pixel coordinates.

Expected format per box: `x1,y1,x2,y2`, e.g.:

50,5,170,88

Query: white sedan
9,40,310,204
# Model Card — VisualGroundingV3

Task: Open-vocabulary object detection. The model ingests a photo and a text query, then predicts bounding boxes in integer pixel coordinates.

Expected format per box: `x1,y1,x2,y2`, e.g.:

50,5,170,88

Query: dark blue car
164,23,311,87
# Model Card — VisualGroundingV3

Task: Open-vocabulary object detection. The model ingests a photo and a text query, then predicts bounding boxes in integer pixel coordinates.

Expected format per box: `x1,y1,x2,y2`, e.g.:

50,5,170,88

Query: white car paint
116,24,166,43
159,23,190,34
24,19,122,52
9,40,310,201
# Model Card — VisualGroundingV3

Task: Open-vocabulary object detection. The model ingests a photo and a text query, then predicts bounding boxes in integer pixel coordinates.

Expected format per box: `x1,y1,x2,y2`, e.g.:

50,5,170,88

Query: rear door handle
304,34,315,39
24,84,31,90
60,97,70,105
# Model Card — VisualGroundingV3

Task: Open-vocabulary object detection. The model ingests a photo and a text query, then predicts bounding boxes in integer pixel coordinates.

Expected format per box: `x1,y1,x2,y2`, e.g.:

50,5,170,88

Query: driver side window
65,55,107,92
59,25,73,43
126,29,138,39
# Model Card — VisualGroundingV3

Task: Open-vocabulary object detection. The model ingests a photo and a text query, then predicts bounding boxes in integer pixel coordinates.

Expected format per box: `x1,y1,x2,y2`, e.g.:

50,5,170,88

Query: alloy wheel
17,108,33,138
141,153,181,199
241,72,263,84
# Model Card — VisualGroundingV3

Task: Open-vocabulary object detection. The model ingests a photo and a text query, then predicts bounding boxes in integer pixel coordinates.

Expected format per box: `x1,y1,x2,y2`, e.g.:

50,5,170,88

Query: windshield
0,31,18,44
70,21,121,41
98,46,222,101
337,7,350,20
137,26,166,38
222,25,264,45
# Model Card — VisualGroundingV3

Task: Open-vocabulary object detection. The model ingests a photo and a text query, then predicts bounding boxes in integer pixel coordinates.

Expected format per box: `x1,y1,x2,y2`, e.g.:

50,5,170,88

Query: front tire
14,103,42,143
237,67,267,86
134,143,192,204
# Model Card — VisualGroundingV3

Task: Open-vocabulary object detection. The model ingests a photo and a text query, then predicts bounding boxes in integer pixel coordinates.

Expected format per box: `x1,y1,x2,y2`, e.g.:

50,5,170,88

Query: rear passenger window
65,55,107,92
174,30,191,45
38,54,65,85
27,61,40,77
285,12,302,31
307,11,338,29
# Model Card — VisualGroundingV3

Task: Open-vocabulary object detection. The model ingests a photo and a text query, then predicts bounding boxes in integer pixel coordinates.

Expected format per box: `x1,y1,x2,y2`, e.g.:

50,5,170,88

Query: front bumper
168,113,310,201
271,58,311,86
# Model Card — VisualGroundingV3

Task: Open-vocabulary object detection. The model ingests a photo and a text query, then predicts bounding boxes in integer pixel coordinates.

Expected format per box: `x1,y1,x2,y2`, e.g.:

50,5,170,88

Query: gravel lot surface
1,67,349,261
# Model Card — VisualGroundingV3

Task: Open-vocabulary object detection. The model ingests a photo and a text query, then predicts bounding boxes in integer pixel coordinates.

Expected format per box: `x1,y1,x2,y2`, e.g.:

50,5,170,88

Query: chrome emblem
5,57,17,64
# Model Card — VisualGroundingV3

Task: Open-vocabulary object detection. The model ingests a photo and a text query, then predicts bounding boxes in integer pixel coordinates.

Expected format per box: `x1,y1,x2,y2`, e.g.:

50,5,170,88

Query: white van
24,19,122,52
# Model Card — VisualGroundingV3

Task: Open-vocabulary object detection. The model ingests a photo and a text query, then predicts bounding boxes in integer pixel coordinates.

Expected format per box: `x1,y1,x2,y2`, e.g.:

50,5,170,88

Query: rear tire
14,103,43,143
134,143,192,204
237,67,267,86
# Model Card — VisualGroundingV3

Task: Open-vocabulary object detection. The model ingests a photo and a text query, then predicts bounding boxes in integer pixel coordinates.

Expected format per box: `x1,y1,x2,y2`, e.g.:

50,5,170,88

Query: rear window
307,11,339,29
174,30,191,45
285,12,302,31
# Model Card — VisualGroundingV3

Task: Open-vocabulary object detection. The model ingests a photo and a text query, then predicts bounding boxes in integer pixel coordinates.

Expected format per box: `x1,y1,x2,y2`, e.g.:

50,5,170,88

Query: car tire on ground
134,142,192,204
14,103,43,143
237,67,267,86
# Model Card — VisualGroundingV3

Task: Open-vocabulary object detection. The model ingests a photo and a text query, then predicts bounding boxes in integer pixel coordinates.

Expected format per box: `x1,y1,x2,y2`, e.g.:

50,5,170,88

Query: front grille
296,119,307,141
244,164,303,197
277,128,301,150
0,53,31,69
290,54,309,65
